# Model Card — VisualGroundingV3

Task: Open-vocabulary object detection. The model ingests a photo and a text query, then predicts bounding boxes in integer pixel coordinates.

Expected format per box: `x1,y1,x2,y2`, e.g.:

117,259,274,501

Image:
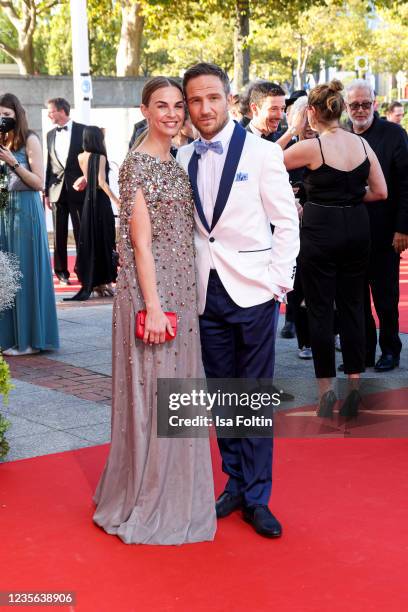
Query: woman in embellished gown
0,93,59,355
93,77,216,544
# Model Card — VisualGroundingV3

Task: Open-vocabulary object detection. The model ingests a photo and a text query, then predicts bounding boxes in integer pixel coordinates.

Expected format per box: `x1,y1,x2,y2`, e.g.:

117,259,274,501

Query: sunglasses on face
348,101,373,111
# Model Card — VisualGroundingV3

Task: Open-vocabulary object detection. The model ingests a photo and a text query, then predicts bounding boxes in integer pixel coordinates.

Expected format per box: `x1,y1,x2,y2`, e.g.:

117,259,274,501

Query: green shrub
0,355,12,460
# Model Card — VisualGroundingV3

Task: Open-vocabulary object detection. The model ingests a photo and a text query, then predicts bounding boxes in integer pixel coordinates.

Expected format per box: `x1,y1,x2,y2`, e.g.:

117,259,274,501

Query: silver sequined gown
93,152,216,545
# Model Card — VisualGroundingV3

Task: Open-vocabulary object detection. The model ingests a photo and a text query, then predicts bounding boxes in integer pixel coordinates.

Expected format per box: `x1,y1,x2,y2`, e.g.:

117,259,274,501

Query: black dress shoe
56,273,71,286
63,289,91,302
270,384,294,402
317,390,337,418
339,389,361,421
280,321,295,339
374,354,399,372
215,491,243,518
242,505,282,538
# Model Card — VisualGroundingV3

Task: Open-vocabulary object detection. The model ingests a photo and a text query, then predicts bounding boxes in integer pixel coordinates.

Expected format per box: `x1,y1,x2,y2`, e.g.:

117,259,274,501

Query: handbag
135,310,177,342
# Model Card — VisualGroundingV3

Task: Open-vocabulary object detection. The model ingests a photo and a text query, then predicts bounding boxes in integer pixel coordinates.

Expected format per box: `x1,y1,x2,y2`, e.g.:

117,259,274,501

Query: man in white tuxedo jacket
178,63,299,538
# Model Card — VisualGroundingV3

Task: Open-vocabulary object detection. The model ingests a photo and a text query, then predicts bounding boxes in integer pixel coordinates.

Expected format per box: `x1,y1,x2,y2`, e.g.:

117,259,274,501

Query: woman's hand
289,105,307,137
0,144,18,167
393,232,408,254
143,307,175,344
295,200,303,219
73,176,87,191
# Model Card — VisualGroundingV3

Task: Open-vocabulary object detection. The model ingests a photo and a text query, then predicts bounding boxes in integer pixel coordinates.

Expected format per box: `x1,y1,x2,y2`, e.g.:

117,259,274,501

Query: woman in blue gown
0,93,59,355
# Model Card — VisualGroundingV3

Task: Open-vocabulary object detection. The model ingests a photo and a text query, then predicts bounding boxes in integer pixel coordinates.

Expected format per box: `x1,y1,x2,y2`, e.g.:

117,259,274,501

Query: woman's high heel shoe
316,390,337,418
339,389,361,421
93,284,115,297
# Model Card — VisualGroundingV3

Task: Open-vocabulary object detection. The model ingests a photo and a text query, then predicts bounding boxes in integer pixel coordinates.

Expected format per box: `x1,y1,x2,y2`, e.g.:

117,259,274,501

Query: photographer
0,93,59,356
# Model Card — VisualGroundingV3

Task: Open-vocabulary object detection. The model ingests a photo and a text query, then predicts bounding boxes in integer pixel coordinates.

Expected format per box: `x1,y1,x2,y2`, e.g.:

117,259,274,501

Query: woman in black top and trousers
284,80,387,417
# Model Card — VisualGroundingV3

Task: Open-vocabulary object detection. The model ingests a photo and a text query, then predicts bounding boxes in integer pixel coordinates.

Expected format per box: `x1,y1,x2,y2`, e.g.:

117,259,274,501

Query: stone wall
0,74,148,137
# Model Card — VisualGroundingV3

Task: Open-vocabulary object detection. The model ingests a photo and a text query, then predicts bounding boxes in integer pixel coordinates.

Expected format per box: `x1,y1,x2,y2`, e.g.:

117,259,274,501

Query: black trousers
291,260,310,349
300,202,370,378
364,246,401,364
52,191,82,277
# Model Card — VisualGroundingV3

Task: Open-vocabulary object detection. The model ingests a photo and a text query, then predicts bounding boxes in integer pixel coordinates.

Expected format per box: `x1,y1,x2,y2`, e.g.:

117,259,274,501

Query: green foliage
87,0,121,75
32,0,121,75
143,13,234,77
0,354,12,460
370,4,408,73
0,9,18,64
0,354,13,405
35,4,72,74
2,0,408,84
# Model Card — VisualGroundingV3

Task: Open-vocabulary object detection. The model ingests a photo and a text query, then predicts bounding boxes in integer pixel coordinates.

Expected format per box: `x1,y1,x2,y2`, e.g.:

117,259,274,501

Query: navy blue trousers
199,270,279,507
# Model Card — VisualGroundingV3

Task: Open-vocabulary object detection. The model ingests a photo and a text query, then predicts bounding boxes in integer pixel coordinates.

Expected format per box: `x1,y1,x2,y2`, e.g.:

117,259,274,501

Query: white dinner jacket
177,122,299,315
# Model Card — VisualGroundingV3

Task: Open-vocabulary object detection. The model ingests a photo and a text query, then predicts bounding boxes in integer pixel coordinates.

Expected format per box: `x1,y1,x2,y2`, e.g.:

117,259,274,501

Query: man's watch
11,161,20,171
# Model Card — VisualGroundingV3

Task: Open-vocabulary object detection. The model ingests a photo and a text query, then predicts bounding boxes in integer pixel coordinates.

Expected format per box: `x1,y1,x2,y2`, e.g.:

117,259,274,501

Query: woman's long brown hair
0,93,31,151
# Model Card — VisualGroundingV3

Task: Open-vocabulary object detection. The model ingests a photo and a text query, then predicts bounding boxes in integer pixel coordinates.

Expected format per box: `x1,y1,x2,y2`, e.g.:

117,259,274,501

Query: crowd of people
1,63,408,545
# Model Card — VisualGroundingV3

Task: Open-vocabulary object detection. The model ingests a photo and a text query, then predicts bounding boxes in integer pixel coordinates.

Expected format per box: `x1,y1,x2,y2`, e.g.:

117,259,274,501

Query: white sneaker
335,334,341,351
2,346,40,356
298,347,313,359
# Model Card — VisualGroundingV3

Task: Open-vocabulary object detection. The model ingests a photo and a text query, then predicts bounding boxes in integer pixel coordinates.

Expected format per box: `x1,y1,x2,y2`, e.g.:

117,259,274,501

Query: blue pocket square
235,172,248,182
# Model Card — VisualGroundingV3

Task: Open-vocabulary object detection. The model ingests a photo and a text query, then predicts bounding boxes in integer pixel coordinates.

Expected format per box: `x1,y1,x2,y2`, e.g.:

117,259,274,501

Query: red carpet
1,439,408,611
52,255,81,293
275,386,408,438
399,252,408,333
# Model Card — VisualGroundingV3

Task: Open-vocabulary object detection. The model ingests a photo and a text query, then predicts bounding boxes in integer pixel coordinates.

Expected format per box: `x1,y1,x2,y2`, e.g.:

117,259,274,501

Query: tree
143,13,234,77
234,0,250,87
250,0,374,90
116,1,144,76
370,4,408,74
0,0,59,74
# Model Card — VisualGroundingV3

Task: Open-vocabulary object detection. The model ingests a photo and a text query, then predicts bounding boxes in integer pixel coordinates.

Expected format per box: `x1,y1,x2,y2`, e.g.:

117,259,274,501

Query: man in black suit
128,118,147,149
44,97,86,284
345,79,408,372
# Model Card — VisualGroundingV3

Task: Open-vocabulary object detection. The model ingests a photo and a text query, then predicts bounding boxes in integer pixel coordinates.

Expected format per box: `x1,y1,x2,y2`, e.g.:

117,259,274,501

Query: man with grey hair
345,79,408,372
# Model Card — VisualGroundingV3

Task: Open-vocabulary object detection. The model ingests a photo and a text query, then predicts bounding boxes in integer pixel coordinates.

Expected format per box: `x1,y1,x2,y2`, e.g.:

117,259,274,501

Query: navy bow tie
194,140,223,155
56,126,68,132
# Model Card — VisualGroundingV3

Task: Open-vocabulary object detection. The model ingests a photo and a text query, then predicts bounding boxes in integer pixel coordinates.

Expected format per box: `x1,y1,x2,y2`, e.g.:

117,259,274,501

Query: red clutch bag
135,310,177,342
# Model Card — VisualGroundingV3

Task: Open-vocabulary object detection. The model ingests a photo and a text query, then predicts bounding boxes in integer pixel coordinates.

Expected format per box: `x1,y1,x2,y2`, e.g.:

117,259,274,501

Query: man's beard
352,113,374,131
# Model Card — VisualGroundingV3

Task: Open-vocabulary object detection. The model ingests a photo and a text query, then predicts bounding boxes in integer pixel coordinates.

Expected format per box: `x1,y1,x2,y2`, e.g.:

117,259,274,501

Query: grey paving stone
5,390,110,428
86,363,112,376
6,379,53,397
46,338,90,355
4,430,94,461
65,422,111,444
3,414,51,439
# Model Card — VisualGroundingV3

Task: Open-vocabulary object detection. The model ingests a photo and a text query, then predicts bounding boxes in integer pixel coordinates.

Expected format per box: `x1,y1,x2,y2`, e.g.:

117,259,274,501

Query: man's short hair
183,62,230,96
388,101,403,113
249,82,286,107
47,97,70,115
345,79,374,101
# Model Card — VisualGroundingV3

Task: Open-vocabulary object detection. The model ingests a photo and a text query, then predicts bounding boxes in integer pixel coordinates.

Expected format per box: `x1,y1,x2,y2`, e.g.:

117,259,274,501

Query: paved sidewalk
2,298,408,462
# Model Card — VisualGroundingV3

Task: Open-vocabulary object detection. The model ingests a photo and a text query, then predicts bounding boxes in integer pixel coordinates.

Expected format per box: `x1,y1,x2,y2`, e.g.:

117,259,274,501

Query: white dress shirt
54,119,73,168
248,120,264,138
197,119,235,228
